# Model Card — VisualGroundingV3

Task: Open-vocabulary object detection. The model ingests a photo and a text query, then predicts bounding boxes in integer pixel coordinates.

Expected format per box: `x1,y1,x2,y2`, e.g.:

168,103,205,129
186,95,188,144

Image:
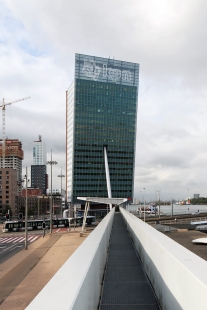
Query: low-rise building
15,195,62,218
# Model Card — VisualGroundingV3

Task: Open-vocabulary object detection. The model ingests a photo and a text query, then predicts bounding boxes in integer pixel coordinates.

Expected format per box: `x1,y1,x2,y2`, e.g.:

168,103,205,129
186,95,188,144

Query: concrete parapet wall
26,208,115,310
120,207,207,309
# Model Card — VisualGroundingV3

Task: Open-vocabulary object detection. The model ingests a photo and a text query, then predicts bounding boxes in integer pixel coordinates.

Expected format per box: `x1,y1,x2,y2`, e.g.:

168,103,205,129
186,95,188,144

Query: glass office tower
33,136,46,165
31,136,47,195
66,54,139,204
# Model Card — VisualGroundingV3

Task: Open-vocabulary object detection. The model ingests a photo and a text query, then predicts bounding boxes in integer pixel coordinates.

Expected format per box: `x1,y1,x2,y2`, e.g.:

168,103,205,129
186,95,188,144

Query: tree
191,197,207,205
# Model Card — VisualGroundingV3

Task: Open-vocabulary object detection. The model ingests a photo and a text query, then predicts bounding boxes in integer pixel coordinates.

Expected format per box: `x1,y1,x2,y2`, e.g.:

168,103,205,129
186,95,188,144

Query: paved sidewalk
162,229,207,261
0,229,89,310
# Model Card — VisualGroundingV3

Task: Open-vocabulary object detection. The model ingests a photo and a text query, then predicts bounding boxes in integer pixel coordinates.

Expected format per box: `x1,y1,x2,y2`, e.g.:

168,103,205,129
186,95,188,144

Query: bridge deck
99,212,160,310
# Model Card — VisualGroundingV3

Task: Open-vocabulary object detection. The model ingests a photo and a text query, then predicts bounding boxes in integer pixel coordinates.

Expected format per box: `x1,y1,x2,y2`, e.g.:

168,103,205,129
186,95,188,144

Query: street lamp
143,188,146,222
46,149,58,234
58,167,65,218
24,167,29,250
139,191,142,205
139,191,142,218
156,190,161,219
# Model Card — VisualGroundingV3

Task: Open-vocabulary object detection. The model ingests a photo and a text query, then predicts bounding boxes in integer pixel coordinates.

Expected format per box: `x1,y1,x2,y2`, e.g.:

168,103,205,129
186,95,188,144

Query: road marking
11,237,21,242
1,238,13,244
27,236,35,241
5,237,20,243
18,237,25,243
0,235,41,244
29,236,38,242
10,245,23,251
3,244,17,252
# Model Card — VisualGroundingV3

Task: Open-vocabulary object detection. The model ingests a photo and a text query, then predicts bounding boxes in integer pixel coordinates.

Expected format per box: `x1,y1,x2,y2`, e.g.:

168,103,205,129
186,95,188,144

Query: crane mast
0,96,31,168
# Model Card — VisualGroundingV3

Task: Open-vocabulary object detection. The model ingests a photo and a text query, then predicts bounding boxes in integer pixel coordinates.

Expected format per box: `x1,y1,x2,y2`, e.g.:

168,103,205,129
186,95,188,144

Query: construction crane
0,96,31,168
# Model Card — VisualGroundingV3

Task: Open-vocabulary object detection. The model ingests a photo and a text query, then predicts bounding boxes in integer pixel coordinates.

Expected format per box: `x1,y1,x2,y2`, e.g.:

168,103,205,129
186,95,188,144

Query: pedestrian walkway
0,229,89,309
99,213,160,309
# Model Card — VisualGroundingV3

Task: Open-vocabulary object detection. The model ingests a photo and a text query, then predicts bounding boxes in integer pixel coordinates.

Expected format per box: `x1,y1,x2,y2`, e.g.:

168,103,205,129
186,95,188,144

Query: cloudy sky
1,0,207,201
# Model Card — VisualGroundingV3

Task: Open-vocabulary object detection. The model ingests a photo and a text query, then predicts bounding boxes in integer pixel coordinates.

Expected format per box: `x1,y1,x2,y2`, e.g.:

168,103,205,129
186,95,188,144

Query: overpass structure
26,207,207,309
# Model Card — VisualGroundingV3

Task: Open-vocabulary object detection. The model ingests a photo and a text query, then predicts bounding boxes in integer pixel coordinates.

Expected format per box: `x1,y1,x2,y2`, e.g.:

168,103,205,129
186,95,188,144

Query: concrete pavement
162,229,207,261
0,229,89,310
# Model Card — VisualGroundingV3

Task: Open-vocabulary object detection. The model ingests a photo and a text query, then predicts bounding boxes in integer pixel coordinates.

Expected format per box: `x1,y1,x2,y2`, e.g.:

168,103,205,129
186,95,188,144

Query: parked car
192,210,200,215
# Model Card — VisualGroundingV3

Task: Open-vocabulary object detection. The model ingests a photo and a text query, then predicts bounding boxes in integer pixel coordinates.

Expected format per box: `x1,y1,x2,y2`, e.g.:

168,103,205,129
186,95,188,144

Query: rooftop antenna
39,135,42,141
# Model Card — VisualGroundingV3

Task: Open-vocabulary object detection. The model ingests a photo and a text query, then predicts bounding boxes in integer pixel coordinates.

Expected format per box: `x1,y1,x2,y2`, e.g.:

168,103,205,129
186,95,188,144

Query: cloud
1,0,207,199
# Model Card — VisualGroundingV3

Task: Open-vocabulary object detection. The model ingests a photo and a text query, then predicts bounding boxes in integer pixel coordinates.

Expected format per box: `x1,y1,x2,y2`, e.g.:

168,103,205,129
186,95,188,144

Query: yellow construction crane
0,96,31,168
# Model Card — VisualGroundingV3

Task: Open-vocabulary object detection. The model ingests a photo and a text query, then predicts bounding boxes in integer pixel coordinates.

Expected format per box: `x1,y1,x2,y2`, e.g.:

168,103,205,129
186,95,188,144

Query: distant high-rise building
31,136,48,195
194,194,200,199
31,165,48,195
33,135,46,165
66,54,139,204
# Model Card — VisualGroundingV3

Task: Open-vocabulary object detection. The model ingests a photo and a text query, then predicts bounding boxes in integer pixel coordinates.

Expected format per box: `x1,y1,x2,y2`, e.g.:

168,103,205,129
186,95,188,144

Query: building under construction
0,139,24,215
0,139,23,180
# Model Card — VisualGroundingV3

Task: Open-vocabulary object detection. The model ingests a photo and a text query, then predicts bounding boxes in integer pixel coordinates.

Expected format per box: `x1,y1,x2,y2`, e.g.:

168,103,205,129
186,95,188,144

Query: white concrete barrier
26,208,115,310
120,207,207,309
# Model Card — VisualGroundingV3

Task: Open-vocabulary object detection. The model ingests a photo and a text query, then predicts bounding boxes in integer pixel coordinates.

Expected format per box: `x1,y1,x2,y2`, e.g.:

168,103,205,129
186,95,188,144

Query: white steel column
80,201,90,236
104,146,112,210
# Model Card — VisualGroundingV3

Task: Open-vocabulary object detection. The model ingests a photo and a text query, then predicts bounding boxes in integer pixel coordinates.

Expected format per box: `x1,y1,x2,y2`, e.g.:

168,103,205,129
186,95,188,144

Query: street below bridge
0,234,41,264
0,224,69,264
0,229,89,309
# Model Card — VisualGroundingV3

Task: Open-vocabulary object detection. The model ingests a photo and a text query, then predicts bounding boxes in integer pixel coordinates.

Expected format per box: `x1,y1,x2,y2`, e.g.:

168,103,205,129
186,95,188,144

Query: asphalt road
0,243,24,264
0,234,41,264
0,225,68,264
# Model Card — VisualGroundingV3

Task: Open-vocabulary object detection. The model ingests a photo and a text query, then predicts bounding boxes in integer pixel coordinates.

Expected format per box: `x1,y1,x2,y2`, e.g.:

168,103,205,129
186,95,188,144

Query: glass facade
31,165,47,195
33,140,46,165
67,54,139,203
32,138,47,194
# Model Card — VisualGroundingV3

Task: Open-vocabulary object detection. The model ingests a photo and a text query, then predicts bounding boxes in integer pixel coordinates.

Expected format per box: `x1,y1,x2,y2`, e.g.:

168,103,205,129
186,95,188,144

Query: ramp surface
100,213,160,309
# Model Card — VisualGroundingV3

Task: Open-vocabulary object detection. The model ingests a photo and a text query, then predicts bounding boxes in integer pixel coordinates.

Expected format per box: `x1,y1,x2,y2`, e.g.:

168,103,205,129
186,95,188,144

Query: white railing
26,208,115,310
120,207,207,309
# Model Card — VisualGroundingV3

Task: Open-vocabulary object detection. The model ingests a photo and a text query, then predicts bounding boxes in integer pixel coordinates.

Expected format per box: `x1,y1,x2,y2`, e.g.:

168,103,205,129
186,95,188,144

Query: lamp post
46,150,57,234
171,197,173,217
139,191,142,217
24,167,29,250
187,189,189,202
139,191,142,205
58,167,65,218
143,188,146,222
37,197,39,217
156,190,161,219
